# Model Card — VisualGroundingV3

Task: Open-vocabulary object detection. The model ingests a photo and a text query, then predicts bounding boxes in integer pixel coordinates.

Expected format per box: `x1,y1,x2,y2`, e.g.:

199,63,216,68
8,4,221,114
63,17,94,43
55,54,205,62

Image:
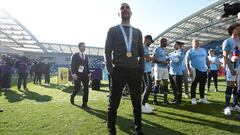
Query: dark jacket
0,56,13,74
14,57,30,73
105,25,144,74
43,63,51,74
70,52,89,76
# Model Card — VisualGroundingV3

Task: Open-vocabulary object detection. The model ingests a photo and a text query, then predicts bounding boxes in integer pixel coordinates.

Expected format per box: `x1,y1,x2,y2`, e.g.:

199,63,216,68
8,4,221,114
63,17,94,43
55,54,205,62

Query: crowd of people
0,55,51,112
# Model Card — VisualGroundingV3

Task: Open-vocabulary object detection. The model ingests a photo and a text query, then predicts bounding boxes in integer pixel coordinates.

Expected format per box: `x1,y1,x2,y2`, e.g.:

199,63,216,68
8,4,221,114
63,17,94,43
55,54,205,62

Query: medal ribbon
119,24,133,53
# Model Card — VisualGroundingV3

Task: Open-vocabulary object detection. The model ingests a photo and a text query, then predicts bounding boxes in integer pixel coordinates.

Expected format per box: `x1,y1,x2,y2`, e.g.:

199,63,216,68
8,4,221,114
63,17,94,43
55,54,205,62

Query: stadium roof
0,9,47,53
0,9,104,55
154,0,240,50
1,0,240,54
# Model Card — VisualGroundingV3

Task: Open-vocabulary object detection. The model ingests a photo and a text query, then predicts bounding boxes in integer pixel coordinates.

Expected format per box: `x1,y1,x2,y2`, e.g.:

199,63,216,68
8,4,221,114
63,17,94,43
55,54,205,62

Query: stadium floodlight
221,2,240,18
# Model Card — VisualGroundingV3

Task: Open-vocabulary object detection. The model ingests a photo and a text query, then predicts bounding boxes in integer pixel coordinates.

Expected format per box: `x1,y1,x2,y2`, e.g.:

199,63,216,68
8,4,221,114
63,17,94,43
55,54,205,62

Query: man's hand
72,74,78,80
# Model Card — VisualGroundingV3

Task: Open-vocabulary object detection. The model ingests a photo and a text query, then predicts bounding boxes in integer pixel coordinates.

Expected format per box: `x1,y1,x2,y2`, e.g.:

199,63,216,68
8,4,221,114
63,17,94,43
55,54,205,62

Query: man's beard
122,16,130,20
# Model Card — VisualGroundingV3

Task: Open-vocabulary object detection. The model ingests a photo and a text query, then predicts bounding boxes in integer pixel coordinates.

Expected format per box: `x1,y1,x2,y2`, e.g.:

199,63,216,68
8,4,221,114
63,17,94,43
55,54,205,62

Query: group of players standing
141,23,240,116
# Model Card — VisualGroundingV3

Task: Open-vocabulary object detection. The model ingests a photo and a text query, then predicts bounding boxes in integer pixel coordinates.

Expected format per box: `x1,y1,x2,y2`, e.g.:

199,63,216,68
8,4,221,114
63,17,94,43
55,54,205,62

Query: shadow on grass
152,99,238,123
141,118,185,135
72,105,184,135
154,110,240,134
41,82,109,95
2,89,52,103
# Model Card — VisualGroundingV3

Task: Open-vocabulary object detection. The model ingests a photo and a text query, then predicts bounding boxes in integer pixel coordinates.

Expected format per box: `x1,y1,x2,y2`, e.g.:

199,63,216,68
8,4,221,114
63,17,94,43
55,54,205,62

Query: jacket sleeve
105,27,114,74
70,53,77,75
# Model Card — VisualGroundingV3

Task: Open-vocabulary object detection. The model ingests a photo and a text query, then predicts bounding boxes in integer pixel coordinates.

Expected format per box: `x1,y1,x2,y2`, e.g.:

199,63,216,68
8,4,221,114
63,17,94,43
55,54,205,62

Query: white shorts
154,67,169,80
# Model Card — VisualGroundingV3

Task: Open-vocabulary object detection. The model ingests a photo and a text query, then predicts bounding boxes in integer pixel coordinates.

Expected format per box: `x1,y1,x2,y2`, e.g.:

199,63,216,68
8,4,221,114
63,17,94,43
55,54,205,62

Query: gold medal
126,52,132,57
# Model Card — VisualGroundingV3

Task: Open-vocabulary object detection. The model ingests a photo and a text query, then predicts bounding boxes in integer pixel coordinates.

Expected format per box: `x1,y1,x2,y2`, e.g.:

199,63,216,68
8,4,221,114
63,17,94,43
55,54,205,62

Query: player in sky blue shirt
152,37,169,105
169,41,185,104
222,23,240,116
207,49,221,92
141,35,154,113
186,39,210,105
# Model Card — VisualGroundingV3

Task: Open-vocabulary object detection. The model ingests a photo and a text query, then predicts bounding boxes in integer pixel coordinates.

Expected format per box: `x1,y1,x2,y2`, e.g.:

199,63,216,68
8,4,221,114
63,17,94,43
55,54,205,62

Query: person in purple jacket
14,55,30,91
0,54,13,91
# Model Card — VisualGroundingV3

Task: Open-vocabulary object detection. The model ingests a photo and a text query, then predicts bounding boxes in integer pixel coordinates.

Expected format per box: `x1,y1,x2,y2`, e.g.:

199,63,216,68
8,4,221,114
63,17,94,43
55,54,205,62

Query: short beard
122,16,130,20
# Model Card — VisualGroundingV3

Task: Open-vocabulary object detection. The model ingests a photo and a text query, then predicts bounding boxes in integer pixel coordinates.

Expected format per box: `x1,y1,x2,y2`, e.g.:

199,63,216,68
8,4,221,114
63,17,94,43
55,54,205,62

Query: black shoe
153,100,158,105
81,104,90,109
70,96,75,105
162,100,169,105
171,99,177,103
0,108,3,112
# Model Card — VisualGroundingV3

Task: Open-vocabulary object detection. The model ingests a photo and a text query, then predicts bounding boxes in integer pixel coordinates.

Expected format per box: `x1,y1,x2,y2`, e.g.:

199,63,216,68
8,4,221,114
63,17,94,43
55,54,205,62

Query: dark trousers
33,72,37,84
1,73,11,88
44,72,50,84
207,70,218,90
108,67,142,134
191,69,207,99
169,74,183,103
142,72,152,105
182,69,189,95
37,72,43,85
108,74,112,91
18,72,28,89
71,74,89,105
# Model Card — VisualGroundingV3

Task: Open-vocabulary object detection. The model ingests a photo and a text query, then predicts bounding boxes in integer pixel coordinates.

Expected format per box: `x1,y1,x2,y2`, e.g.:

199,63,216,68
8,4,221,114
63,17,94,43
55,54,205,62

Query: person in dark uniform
36,58,45,85
0,54,13,90
105,3,144,135
31,61,38,84
43,59,51,85
70,42,90,109
14,55,30,91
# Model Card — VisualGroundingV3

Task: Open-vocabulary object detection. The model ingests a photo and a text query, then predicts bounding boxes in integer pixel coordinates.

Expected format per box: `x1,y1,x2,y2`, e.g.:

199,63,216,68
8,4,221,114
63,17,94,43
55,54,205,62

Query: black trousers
108,67,142,134
71,74,89,105
169,74,183,103
18,72,28,89
108,74,112,91
33,72,37,84
44,72,50,84
207,70,218,90
1,73,11,88
35,72,42,85
142,72,152,105
191,69,207,99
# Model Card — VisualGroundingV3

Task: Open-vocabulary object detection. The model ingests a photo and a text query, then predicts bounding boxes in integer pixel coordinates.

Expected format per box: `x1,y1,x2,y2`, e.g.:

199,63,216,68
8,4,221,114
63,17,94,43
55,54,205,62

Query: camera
222,2,240,18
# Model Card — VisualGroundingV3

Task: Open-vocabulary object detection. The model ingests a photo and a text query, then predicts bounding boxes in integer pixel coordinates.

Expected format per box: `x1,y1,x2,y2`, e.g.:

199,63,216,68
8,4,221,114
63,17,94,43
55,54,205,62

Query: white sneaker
231,105,240,112
199,98,210,104
191,98,197,105
224,106,231,115
145,103,154,110
142,105,152,114
24,88,28,92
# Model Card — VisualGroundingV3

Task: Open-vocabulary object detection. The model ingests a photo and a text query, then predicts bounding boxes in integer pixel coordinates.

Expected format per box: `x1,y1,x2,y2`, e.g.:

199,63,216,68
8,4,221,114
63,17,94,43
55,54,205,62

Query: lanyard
119,24,133,52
